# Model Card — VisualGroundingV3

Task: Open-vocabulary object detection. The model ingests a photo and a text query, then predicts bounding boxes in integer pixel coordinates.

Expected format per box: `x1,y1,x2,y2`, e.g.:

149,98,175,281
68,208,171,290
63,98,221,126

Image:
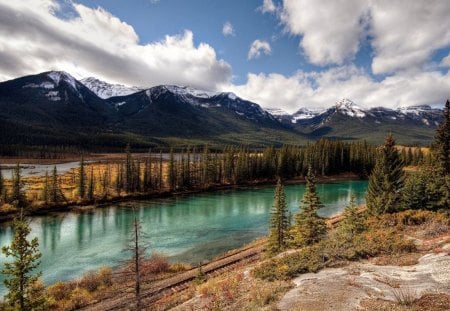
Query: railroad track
81,245,264,311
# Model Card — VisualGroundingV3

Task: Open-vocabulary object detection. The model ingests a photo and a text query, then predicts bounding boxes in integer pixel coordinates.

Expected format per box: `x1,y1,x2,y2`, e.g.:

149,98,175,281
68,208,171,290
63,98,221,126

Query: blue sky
71,0,306,84
0,0,450,112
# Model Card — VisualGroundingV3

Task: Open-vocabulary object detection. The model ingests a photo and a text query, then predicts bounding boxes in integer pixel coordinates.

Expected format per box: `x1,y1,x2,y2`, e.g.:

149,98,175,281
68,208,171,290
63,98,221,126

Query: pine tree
433,100,450,175
431,100,450,210
50,166,62,204
87,166,94,201
1,211,47,310
168,149,176,191
125,144,132,193
11,164,26,208
78,156,86,199
268,179,290,253
0,168,4,203
338,195,366,235
366,134,405,214
292,167,327,247
40,171,49,204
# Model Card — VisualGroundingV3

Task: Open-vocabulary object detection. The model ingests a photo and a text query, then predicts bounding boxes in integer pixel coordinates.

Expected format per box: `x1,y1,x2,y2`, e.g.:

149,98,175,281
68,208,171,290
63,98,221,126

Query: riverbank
0,172,362,223
42,209,448,311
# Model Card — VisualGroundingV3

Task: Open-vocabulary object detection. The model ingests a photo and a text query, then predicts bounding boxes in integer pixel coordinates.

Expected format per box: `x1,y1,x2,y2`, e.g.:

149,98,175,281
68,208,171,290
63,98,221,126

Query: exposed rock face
277,249,450,311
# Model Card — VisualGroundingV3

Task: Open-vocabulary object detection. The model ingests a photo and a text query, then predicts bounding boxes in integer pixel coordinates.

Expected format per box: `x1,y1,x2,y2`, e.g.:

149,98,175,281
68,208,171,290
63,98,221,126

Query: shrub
47,281,76,301
141,252,170,274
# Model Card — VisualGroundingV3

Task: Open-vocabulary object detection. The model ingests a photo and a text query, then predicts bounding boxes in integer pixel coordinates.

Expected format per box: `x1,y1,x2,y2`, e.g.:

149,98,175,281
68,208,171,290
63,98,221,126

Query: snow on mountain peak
335,98,366,118
265,108,289,116
163,85,220,99
81,77,142,99
292,108,322,122
48,71,77,90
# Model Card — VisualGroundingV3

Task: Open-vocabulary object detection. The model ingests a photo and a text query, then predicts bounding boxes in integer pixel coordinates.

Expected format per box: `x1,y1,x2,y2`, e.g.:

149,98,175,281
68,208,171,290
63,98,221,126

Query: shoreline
0,173,363,223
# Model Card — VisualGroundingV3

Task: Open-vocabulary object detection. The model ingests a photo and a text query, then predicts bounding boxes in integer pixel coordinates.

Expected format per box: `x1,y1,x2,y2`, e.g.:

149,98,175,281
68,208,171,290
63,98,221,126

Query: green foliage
433,100,450,175
268,179,290,254
366,134,405,214
78,156,85,199
430,100,450,210
1,213,47,310
291,167,327,247
253,210,433,282
87,166,94,201
0,168,4,203
337,195,366,236
10,164,27,208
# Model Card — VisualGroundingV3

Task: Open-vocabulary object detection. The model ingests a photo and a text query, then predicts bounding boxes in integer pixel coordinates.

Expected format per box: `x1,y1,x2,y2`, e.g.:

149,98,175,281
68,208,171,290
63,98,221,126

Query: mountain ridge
0,71,444,150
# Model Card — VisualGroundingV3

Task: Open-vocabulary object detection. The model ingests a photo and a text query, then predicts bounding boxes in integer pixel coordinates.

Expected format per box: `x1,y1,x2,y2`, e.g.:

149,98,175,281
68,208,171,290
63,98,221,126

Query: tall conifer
1,211,46,310
366,134,405,214
268,179,290,253
292,167,327,247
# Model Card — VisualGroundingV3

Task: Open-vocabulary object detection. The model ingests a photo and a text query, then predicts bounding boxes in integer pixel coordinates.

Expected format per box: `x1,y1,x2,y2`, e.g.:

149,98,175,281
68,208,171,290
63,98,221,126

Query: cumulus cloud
0,0,231,90
222,21,235,37
248,40,272,60
279,0,450,73
370,1,450,74
259,0,277,13
226,66,450,113
280,0,369,66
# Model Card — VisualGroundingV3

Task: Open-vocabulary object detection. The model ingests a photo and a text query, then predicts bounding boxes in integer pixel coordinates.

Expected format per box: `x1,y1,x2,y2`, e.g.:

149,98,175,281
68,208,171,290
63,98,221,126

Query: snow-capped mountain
0,71,444,147
81,77,143,99
107,84,279,126
335,98,366,118
291,108,324,122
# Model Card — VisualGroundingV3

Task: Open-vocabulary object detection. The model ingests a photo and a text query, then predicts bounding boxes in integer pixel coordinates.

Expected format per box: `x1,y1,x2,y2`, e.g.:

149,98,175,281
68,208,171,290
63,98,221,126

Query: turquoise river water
0,180,367,293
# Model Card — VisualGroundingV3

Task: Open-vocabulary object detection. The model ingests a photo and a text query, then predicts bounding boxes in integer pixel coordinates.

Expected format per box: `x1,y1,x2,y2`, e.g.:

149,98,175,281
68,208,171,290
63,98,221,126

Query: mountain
0,72,303,150
105,85,300,145
279,98,442,145
80,77,143,99
0,71,125,148
0,71,444,151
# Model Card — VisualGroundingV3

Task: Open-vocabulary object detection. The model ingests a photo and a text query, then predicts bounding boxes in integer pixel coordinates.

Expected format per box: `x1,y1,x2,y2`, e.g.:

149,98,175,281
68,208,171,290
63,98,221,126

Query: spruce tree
0,168,4,203
268,179,290,253
78,156,86,199
11,164,26,208
125,144,132,193
168,149,176,191
1,212,46,310
366,134,405,214
87,166,94,201
338,195,366,235
433,100,450,175
292,167,327,247
41,171,49,204
50,166,62,204
431,100,450,210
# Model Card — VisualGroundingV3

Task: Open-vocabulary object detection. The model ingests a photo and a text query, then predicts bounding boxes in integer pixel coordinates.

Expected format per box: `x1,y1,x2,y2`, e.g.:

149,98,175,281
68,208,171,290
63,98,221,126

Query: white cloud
441,53,450,67
260,0,277,14
279,0,450,73
280,0,369,66
226,66,450,113
248,40,272,60
370,1,450,74
222,21,235,37
0,0,231,90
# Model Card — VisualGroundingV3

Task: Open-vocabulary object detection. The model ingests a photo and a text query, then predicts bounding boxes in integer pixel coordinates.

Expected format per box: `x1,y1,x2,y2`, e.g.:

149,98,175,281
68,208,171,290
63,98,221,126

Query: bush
141,252,170,274
47,281,76,301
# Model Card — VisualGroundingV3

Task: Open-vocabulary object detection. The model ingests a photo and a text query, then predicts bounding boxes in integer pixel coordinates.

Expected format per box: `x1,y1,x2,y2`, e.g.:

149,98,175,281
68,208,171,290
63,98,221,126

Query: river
0,180,367,293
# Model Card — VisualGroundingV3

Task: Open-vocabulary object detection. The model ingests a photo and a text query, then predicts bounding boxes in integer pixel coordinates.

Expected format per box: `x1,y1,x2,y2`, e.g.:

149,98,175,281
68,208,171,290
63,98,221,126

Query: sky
1,0,450,113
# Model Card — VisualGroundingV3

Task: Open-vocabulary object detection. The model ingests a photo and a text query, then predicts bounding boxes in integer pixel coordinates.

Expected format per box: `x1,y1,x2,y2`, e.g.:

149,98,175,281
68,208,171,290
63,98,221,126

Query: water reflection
0,180,367,293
